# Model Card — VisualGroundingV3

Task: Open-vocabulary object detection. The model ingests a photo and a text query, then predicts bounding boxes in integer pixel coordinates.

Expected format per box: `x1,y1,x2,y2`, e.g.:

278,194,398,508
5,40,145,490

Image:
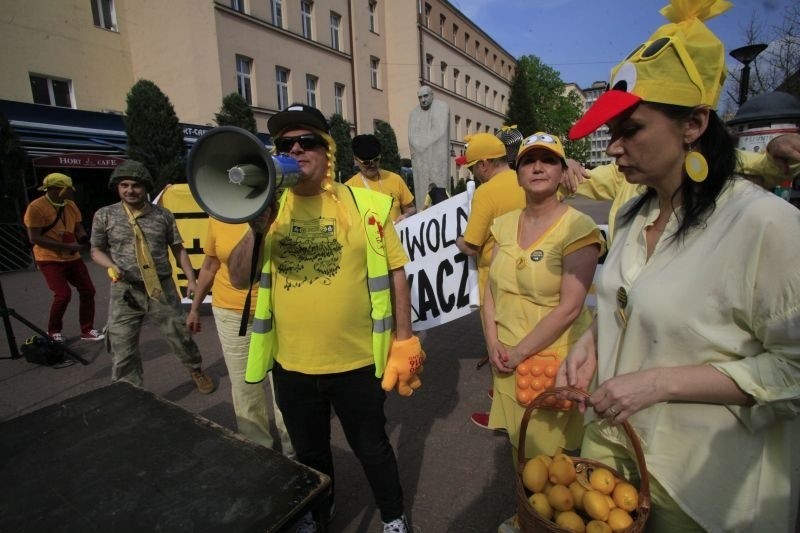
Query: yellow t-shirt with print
204,218,258,311
271,184,408,374
345,169,414,222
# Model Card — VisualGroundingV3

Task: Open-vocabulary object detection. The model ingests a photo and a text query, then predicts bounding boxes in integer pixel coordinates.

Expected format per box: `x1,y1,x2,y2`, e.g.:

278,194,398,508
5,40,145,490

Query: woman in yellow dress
482,132,605,458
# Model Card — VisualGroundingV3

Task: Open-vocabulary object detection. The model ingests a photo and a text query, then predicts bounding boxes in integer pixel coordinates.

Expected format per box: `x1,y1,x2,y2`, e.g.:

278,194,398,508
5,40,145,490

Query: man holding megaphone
228,104,423,533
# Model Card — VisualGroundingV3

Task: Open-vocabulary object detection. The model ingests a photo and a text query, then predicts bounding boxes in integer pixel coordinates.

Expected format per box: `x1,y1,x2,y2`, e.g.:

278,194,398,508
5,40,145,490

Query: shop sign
33,153,126,169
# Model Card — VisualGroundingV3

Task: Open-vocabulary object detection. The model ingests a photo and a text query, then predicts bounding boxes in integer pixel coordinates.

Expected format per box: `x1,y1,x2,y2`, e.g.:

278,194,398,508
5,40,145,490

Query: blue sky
452,0,792,89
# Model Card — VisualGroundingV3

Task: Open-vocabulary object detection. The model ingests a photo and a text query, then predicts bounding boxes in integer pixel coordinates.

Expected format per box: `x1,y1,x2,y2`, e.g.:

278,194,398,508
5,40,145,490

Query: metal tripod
0,276,88,364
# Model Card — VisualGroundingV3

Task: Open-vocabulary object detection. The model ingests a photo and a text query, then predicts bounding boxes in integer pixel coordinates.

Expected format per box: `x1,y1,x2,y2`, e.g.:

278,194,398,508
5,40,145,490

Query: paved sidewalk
0,259,516,532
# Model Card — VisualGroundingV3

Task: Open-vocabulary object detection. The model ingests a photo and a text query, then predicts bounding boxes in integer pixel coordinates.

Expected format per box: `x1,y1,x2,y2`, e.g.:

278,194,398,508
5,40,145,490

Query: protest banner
395,190,479,331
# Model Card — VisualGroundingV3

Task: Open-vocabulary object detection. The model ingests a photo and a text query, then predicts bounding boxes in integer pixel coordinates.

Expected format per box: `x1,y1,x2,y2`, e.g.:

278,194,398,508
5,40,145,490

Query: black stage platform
0,382,329,532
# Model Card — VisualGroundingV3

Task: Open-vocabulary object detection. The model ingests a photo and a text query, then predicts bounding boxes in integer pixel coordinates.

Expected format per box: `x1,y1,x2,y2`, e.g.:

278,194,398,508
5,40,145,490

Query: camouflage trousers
107,278,202,386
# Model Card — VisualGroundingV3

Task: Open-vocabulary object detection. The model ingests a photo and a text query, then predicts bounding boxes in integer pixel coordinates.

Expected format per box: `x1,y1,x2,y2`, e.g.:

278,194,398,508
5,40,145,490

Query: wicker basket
515,387,651,532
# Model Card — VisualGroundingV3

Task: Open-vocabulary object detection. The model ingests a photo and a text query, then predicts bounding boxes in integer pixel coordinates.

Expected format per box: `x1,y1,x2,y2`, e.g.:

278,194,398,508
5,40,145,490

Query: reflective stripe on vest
245,186,394,383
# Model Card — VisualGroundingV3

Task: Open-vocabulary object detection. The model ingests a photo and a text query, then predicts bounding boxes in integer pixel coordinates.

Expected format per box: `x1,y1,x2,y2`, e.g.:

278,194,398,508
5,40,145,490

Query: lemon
528,492,553,520
522,457,548,493
582,490,610,521
612,481,638,512
549,457,577,486
586,520,613,533
607,508,634,533
555,510,586,532
547,484,574,512
589,467,616,495
568,480,588,511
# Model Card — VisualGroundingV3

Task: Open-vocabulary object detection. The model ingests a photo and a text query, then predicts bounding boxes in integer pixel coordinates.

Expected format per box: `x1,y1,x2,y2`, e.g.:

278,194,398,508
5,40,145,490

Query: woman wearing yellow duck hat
559,1,800,531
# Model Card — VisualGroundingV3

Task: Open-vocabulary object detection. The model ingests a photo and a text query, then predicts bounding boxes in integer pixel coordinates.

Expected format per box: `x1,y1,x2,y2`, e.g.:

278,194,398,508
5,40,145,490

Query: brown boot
190,369,216,394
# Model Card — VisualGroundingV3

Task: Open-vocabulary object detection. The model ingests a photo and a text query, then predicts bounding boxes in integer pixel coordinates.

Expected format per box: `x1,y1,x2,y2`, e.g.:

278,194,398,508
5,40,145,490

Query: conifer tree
328,113,353,182
215,92,257,133
373,120,402,174
124,79,185,191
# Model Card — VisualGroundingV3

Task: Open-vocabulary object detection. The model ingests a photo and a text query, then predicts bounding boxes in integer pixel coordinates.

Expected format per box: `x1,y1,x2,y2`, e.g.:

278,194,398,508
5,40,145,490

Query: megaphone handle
238,231,264,337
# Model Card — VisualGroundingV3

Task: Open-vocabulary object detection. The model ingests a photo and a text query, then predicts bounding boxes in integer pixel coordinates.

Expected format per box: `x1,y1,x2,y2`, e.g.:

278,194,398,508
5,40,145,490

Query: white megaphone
187,126,301,223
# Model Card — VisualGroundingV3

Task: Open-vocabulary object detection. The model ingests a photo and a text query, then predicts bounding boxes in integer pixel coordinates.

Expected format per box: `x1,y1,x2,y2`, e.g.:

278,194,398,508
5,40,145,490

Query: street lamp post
729,43,768,106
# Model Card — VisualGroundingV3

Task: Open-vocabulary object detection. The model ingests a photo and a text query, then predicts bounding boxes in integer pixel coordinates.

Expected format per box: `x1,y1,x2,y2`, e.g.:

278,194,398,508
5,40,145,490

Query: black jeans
272,362,405,523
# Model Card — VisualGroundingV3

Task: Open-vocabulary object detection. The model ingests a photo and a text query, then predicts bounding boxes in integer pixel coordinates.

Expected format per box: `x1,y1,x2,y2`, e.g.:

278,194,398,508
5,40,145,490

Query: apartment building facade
582,80,613,168
1,0,516,184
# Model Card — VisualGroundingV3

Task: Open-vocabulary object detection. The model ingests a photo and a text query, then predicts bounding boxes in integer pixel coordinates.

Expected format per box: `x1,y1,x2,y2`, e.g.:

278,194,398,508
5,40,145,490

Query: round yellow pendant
685,151,708,182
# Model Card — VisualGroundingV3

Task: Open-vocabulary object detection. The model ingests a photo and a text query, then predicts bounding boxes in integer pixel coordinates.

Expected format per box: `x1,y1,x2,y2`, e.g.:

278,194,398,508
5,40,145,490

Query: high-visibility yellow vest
246,186,394,383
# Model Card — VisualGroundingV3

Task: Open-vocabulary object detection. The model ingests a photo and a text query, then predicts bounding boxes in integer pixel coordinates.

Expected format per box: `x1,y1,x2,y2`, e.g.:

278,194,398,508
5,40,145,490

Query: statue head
417,85,434,110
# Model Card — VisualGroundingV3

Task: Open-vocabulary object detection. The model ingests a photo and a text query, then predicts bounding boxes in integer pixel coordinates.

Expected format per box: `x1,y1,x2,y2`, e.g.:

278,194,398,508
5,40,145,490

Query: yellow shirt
345,169,414,222
461,169,526,302
270,184,408,374
488,206,604,457
593,179,800,531
204,218,258,311
23,196,83,262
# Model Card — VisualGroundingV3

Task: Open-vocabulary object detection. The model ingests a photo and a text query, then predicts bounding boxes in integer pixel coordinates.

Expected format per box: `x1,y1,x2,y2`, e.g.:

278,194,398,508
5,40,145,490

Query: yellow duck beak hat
516,132,567,167
570,0,732,140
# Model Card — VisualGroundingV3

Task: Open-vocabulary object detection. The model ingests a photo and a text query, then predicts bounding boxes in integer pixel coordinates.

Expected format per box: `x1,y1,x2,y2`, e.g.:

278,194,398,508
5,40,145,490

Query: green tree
0,112,33,223
124,79,185,191
374,120,402,174
215,92,257,133
508,55,587,162
328,113,353,182
506,56,539,136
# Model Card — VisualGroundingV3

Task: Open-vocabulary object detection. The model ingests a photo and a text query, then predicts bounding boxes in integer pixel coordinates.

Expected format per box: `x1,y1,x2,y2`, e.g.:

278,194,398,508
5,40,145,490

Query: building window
464,74,470,98
439,14,445,36
485,86,490,107
465,118,471,135
454,115,461,139
423,3,431,28
370,57,380,88
440,62,447,88
334,83,345,116
474,79,480,101
493,89,498,110
276,67,289,110
493,53,497,69
453,68,459,94
476,122,481,132
271,0,283,27
330,12,341,50
452,23,458,46
474,40,479,58
368,1,377,32
30,74,73,108
230,0,245,12
300,1,313,39
485,47,490,64
500,94,505,111
236,55,253,104
305,75,318,107
425,54,433,81
464,32,469,52
90,0,117,30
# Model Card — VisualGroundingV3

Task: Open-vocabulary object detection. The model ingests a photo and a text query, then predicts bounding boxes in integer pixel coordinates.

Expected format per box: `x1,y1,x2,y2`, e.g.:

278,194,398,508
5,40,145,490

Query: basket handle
516,386,650,499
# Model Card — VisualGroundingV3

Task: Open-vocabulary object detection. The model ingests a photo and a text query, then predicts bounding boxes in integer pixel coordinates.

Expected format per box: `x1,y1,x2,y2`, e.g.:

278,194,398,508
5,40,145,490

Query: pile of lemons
522,453,638,533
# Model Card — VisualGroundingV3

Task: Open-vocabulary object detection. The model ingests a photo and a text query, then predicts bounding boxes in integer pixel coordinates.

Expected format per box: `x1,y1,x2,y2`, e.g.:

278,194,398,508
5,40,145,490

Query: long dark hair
619,103,737,241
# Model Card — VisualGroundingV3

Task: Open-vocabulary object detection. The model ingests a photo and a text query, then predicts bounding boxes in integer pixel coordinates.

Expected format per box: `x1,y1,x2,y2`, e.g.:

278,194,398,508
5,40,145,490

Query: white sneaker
383,514,410,533
294,512,317,533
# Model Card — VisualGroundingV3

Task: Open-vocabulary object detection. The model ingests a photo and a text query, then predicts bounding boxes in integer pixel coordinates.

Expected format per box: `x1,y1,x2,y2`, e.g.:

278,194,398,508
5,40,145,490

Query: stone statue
408,85,450,211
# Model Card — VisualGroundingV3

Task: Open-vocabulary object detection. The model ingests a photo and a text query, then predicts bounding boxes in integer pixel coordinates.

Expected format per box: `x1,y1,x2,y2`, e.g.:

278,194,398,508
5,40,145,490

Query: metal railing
0,223,34,272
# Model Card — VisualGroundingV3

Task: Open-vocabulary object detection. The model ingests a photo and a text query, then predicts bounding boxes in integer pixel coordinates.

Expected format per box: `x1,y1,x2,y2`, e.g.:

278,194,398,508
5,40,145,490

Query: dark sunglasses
274,134,328,153
356,156,381,166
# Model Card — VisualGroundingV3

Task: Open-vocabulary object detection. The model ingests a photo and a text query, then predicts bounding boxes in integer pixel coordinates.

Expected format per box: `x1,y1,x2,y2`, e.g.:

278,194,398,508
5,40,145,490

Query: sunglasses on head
356,156,381,166
274,134,328,153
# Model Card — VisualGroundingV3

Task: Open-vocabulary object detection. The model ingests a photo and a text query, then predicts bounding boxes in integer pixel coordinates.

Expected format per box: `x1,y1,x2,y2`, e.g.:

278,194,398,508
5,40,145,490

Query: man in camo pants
90,160,215,393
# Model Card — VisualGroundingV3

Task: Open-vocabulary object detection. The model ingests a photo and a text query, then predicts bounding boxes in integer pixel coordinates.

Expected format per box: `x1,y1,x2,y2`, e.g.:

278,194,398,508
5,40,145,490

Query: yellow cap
570,0,732,140
38,173,75,191
463,133,507,167
516,133,567,166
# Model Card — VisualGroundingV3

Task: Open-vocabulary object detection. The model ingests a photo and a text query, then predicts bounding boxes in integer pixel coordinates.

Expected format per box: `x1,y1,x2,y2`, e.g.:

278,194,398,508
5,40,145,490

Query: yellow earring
685,147,708,183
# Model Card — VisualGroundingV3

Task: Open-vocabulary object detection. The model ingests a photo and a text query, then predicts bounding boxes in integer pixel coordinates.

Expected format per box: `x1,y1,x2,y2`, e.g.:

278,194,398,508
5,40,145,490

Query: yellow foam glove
107,266,121,282
381,335,426,396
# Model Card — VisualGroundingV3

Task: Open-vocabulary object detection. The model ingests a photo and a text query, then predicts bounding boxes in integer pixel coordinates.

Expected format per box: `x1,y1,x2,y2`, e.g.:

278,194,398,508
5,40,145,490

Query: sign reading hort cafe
33,153,126,169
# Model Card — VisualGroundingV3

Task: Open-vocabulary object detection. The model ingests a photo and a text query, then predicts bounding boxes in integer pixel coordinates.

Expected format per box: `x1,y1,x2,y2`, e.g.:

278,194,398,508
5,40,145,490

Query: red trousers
37,259,97,335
